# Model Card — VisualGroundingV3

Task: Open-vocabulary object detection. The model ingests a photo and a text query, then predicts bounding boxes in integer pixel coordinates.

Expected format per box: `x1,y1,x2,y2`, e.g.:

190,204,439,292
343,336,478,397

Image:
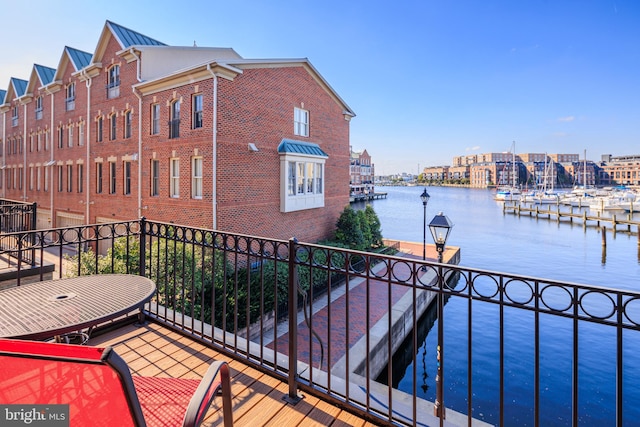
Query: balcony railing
2,218,639,426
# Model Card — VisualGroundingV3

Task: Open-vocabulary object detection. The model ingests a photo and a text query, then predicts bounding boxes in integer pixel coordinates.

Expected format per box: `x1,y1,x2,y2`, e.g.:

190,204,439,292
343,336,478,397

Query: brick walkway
270,241,447,370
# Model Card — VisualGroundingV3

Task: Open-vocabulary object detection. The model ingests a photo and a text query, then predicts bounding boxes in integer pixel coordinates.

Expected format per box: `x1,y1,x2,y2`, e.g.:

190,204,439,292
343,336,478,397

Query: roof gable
92,20,166,65
66,47,92,71
34,64,56,85
10,78,28,97
107,20,165,49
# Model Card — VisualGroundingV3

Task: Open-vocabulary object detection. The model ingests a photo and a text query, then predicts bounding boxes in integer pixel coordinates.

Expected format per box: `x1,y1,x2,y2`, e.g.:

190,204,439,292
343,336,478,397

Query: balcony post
285,237,302,404
139,217,147,277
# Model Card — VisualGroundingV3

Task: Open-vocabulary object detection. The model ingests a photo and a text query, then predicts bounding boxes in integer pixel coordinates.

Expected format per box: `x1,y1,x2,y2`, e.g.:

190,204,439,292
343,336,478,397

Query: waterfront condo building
0,21,355,243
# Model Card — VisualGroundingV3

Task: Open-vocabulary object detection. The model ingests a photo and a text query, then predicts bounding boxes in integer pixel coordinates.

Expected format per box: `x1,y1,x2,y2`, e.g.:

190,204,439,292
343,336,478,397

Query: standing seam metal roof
65,47,93,71
11,78,28,97
277,139,328,157
34,64,56,85
0,90,6,104
107,20,166,48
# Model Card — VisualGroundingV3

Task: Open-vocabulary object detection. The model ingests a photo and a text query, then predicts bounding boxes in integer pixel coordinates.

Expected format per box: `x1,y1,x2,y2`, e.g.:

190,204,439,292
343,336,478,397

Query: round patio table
0,274,156,340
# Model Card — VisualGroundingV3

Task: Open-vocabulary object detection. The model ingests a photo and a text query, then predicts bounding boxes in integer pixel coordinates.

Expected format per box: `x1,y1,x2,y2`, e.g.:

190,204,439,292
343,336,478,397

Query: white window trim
170,158,180,198
280,152,325,213
294,107,309,137
191,157,203,199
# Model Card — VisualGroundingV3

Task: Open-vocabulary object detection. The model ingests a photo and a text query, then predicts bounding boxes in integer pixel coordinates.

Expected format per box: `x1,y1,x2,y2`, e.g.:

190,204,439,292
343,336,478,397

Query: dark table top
0,274,156,340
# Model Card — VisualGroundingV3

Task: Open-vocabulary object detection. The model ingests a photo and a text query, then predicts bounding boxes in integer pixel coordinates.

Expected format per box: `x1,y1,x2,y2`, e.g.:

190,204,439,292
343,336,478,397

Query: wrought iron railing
0,199,37,267
2,218,639,426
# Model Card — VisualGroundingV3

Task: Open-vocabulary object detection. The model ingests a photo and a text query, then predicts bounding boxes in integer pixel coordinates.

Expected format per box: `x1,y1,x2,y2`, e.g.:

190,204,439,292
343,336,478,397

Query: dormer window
107,65,120,98
35,96,43,120
11,106,18,127
65,83,75,111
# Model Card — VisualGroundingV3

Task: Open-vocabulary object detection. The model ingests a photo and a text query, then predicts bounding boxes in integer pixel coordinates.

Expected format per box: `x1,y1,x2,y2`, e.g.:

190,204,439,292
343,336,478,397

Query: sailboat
521,154,561,204
494,141,521,201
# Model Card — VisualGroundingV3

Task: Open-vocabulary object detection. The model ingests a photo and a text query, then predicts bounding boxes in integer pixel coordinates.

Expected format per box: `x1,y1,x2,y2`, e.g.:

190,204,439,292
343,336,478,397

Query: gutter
207,64,218,230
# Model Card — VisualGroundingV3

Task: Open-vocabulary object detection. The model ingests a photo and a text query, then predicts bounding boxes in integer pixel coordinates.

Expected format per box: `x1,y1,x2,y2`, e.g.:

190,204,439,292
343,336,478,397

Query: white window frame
96,162,103,194
151,104,160,135
192,94,203,129
123,161,131,195
78,164,83,193
294,107,309,137
78,122,84,146
280,153,326,212
35,96,43,120
151,159,159,196
107,65,120,98
109,162,116,194
66,83,75,111
191,156,203,199
68,125,73,147
170,158,180,198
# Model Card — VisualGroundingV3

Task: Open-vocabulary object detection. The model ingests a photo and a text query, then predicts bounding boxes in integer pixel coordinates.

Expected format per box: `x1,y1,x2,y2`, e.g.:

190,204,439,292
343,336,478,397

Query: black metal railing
2,218,639,426
0,199,37,267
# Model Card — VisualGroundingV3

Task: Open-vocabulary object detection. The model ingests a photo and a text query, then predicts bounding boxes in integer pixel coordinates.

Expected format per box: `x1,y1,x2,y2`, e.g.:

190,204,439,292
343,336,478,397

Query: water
355,186,640,427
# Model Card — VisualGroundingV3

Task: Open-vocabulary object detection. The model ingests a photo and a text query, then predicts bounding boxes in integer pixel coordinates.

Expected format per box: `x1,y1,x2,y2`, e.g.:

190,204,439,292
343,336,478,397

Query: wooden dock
503,202,640,235
349,192,387,203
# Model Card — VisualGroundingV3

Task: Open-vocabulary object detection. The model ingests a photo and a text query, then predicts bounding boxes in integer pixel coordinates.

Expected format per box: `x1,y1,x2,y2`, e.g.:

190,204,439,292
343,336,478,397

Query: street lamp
419,188,430,265
428,211,453,419
428,212,453,263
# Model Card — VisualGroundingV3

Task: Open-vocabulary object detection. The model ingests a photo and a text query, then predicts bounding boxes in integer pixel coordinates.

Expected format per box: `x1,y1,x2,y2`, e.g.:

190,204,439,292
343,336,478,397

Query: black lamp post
419,188,430,265
428,211,453,419
428,212,453,263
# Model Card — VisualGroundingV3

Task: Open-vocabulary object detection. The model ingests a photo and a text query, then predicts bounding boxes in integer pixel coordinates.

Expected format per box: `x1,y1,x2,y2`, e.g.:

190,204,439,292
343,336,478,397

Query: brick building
0,21,355,243
349,148,374,197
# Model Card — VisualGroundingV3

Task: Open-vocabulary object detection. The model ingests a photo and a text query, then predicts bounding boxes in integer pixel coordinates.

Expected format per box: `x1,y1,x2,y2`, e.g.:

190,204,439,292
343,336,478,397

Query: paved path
269,241,452,370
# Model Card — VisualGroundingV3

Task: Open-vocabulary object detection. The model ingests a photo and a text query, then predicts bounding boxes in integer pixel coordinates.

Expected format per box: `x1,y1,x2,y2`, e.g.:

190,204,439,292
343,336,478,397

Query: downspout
22,103,27,201
81,70,92,223
133,87,143,218
207,64,218,230
46,87,55,227
1,111,5,198
129,48,143,219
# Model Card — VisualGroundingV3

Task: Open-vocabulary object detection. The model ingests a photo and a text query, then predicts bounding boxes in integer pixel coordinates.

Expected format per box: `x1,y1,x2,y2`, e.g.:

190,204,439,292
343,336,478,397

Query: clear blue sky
2,0,639,174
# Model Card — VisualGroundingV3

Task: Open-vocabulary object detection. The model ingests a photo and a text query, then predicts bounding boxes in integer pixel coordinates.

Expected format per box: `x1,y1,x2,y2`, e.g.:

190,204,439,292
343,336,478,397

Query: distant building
350,148,375,196
599,155,640,186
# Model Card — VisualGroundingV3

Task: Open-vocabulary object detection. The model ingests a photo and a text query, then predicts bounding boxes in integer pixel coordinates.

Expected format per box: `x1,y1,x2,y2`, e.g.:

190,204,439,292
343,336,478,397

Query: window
58,127,64,148
45,130,49,151
11,106,18,127
96,162,103,194
35,96,43,120
109,114,117,141
68,126,73,147
123,161,131,195
37,167,41,191
107,65,120,98
96,117,103,142
78,164,83,193
29,167,34,190
18,167,23,190
151,104,160,135
192,157,203,199
37,133,42,151
279,140,327,212
192,94,203,129
29,134,34,152
57,166,63,192
78,122,84,146
151,159,159,196
124,111,132,139
170,158,180,198
67,165,73,192
169,100,180,139
294,107,309,137
109,162,116,194
44,167,49,192
65,83,75,111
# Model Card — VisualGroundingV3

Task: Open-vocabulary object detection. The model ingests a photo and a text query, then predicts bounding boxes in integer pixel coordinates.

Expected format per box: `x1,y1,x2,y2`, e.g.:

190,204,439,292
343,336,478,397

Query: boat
494,142,520,201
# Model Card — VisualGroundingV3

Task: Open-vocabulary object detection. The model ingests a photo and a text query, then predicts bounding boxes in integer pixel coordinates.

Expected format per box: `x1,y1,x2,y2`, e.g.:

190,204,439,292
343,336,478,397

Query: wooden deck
88,321,375,427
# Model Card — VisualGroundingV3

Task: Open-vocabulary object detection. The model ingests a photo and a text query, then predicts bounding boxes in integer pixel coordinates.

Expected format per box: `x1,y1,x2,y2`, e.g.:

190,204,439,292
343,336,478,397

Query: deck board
87,322,373,426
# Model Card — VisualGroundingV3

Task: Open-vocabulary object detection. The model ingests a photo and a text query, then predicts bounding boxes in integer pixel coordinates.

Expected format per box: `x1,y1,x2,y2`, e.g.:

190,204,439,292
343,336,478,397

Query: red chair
0,338,233,427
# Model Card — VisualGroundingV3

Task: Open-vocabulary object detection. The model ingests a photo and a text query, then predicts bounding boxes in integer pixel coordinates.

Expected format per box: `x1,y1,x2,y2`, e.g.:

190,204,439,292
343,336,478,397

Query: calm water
355,186,640,427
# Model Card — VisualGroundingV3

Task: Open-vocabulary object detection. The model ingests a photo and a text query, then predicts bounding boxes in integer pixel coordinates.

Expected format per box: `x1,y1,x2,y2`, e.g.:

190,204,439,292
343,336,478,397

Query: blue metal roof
34,64,56,85
11,78,28,97
0,90,6,104
277,139,328,157
107,20,166,48
65,47,92,70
